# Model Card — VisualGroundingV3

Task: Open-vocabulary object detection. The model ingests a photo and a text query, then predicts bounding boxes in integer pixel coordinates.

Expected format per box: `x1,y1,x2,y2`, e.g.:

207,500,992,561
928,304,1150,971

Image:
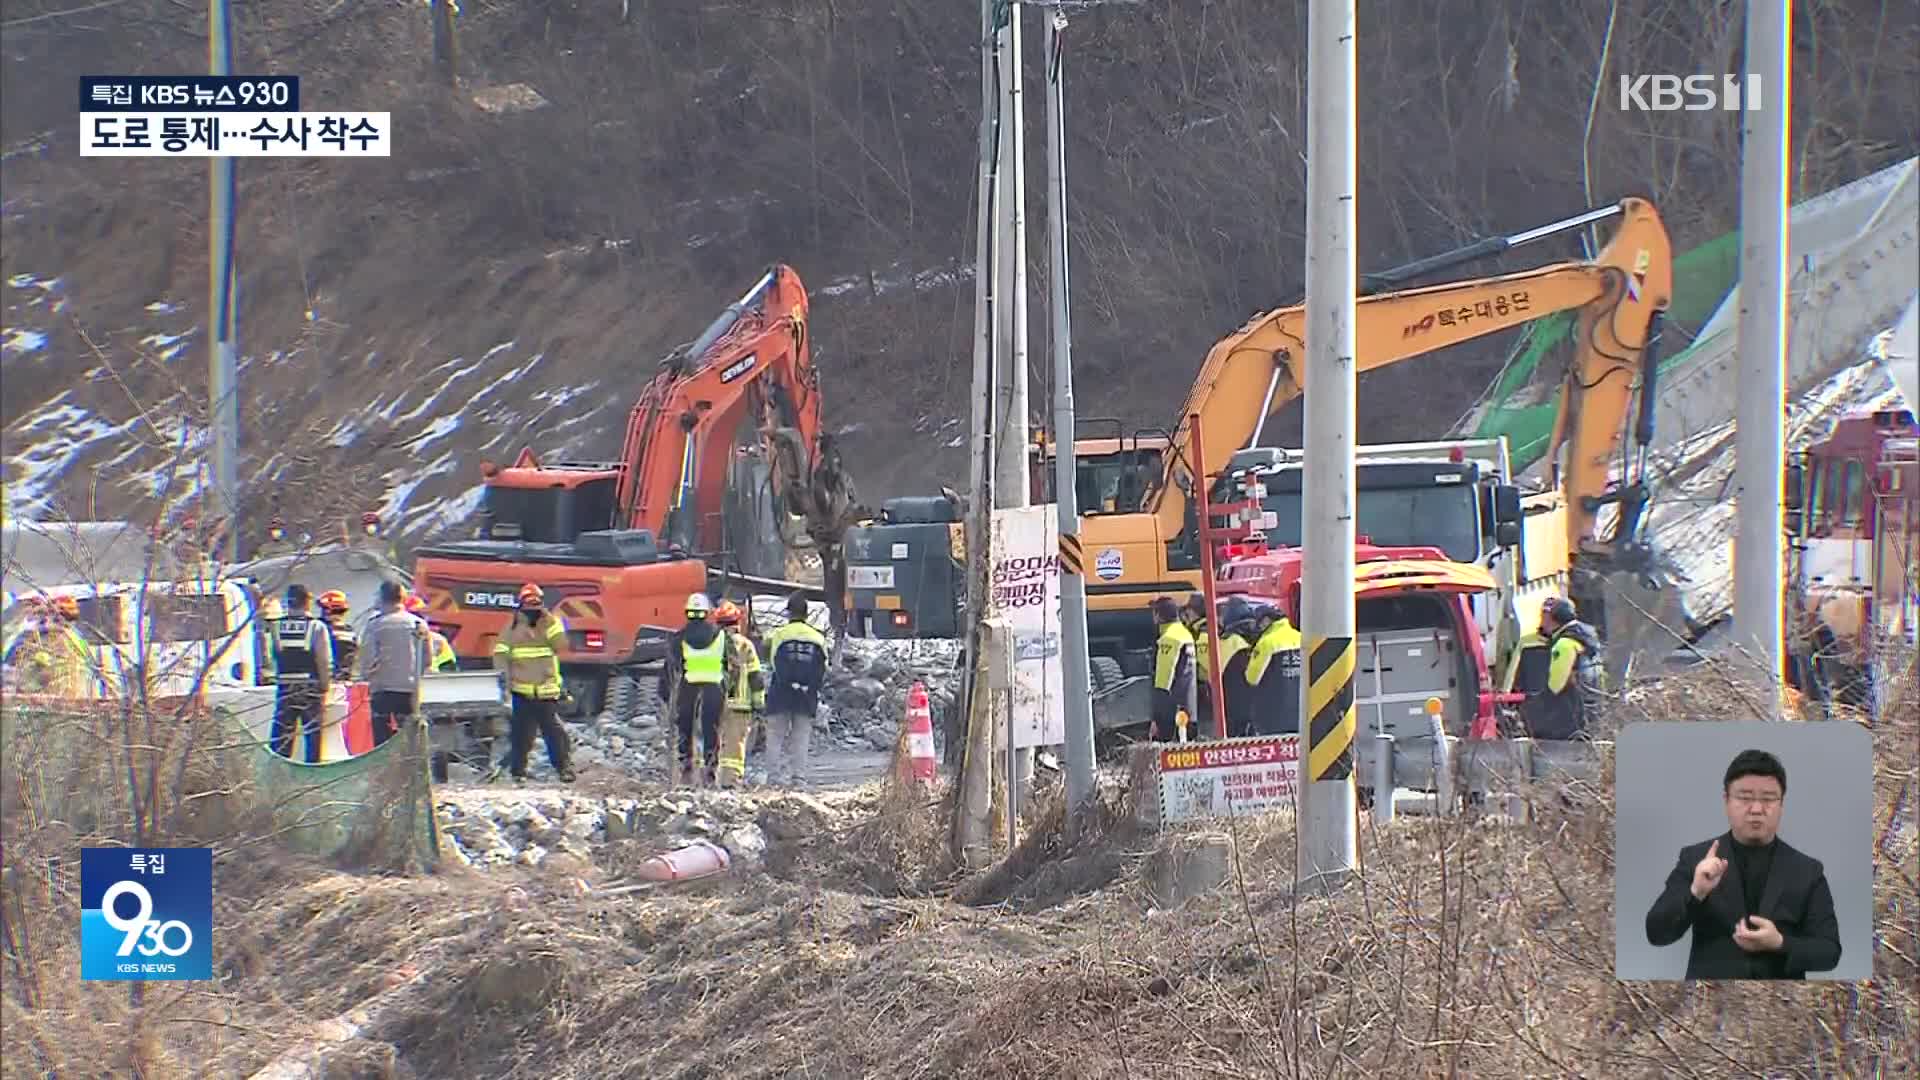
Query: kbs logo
461,590,524,609
1618,74,1762,113
80,847,212,981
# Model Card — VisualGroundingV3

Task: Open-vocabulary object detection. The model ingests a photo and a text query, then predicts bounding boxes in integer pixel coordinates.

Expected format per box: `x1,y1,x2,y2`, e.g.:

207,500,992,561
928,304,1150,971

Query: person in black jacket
1643,748,1843,979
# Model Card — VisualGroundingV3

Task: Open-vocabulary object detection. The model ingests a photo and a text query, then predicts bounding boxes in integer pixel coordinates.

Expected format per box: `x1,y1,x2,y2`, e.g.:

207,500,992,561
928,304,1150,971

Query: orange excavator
414,264,865,720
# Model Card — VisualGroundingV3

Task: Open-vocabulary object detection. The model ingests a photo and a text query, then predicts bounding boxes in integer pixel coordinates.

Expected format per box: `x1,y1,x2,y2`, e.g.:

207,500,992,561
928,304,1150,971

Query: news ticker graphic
80,113,391,157
81,75,299,112
80,847,213,981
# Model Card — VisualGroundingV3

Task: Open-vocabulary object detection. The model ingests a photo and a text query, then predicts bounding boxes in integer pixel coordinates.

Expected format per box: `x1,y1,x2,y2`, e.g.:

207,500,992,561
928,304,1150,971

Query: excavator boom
1148,199,1673,549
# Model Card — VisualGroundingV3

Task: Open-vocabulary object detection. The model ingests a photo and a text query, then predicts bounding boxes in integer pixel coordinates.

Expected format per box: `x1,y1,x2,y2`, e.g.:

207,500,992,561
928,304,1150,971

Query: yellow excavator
1038,198,1677,679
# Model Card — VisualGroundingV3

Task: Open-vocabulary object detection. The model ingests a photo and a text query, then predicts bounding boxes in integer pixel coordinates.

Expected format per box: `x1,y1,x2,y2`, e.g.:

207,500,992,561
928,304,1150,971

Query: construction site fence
1,692,439,874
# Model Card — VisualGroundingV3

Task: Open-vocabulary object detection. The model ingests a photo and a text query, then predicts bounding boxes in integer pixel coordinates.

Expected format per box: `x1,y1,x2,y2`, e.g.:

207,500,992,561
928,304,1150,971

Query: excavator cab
476,451,622,545
1028,420,1168,514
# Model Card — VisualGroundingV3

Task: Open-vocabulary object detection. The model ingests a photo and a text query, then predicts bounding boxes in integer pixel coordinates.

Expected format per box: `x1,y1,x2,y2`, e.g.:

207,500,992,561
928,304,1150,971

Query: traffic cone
903,680,937,786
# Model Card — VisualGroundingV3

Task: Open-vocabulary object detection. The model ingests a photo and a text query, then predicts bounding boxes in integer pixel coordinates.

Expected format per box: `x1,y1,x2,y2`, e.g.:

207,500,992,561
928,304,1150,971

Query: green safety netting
2,696,439,874
1467,231,1744,471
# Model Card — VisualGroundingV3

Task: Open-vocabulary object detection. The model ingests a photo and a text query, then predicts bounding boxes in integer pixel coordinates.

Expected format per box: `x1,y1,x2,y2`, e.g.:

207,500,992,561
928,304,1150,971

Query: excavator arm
615,264,867,579
1145,199,1674,562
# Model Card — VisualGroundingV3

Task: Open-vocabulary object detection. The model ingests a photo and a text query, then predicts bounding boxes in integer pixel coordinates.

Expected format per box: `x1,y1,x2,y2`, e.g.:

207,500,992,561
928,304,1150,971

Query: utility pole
953,0,1003,870
993,1,1035,808
208,0,240,564
1041,5,1096,821
1733,0,1791,691
1298,0,1359,884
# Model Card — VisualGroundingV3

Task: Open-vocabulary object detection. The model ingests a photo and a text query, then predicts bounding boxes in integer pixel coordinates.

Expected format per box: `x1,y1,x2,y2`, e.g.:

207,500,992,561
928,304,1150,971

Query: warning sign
1157,735,1302,823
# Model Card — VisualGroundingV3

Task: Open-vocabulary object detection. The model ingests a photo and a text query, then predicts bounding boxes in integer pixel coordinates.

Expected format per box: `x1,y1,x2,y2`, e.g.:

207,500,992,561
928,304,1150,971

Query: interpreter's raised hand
1690,839,1728,901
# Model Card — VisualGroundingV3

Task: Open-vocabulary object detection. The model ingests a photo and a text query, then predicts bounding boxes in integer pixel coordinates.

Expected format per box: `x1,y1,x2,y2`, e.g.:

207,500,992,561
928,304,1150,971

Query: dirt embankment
3,662,1916,1079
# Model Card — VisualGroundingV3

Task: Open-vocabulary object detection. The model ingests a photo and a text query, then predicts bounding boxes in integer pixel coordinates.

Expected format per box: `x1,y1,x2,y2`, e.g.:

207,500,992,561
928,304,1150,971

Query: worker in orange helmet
490,582,576,784
12,594,98,697
405,593,456,673
710,599,765,788
316,589,358,679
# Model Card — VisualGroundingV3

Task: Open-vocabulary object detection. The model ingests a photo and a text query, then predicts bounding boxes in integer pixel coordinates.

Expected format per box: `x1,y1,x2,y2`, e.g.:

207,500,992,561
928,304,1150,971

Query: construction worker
1185,593,1232,740
659,592,725,786
269,584,334,762
406,593,457,672
1211,596,1259,738
1242,601,1302,737
711,600,766,788
1149,596,1196,742
317,589,358,679
763,592,829,789
15,595,97,697
255,595,284,682
1529,597,1605,740
491,583,576,783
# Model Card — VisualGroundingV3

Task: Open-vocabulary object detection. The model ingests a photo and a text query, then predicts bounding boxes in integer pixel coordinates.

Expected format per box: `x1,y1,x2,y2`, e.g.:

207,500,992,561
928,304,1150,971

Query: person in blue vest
762,593,830,788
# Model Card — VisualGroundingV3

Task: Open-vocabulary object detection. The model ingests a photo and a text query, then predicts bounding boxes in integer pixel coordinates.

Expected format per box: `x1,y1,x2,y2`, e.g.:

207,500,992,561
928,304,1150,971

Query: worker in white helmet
659,592,726,786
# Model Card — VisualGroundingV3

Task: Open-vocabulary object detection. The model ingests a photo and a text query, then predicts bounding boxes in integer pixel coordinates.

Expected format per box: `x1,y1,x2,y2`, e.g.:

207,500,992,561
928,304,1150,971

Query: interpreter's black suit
1643,832,1843,980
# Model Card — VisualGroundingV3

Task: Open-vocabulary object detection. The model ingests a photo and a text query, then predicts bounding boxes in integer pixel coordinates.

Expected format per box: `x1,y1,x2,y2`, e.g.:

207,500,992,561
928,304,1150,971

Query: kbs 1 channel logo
80,847,213,981
78,75,390,158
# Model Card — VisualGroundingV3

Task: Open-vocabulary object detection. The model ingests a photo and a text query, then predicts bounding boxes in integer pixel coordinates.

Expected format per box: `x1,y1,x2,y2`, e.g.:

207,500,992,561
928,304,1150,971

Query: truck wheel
608,670,663,725
1090,655,1126,694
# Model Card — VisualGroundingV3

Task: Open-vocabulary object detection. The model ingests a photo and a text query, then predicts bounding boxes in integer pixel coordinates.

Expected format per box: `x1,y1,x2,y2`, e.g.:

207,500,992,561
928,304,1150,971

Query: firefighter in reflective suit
491,583,576,784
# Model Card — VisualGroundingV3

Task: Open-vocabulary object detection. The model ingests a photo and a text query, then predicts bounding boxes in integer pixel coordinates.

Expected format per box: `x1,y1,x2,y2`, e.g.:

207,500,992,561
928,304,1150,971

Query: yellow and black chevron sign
1058,532,1085,576
1304,634,1357,781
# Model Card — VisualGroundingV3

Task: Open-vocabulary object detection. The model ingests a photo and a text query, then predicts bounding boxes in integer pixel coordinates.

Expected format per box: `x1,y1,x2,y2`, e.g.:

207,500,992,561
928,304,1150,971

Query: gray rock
719,824,767,867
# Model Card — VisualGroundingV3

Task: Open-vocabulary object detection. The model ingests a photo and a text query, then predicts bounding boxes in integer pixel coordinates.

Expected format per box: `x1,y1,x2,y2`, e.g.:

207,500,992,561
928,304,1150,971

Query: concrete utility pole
993,1,1035,808
208,0,240,564
953,0,1004,870
1733,0,1791,691
1297,0,1359,883
993,2,1032,504
1041,6,1097,821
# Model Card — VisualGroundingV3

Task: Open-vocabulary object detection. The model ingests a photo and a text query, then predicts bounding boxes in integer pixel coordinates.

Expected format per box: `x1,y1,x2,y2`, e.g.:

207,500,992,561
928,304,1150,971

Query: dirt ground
3,665,1915,1080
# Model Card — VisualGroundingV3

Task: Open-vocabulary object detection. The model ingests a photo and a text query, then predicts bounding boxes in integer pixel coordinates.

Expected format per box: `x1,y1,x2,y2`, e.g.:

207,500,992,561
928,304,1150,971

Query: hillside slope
2,0,1916,544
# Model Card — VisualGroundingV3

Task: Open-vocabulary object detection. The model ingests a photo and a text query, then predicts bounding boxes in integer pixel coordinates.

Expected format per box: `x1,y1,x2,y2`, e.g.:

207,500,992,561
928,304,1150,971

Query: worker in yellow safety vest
711,600,766,788
490,582,576,784
660,592,726,786
1149,596,1196,742
406,593,457,672
13,595,99,698
1242,602,1303,737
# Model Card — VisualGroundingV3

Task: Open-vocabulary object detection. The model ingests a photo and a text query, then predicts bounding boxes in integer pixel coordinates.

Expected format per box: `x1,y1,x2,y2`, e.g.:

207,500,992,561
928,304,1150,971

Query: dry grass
3,658,1915,1078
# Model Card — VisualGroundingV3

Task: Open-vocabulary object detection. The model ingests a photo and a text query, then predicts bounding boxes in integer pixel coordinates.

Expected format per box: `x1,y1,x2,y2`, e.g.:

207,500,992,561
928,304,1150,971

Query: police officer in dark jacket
270,584,334,762
1527,597,1604,740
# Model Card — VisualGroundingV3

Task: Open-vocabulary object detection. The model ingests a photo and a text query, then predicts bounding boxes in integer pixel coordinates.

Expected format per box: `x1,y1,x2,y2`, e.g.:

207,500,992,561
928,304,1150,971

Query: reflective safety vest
427,630,456,672
326,617,359,679
1244,617,1303,737
681,634,725,685
494,612,566,699
1195,626,1249,684
1153,620,1195,693
723,630,763,710
273,614,328,686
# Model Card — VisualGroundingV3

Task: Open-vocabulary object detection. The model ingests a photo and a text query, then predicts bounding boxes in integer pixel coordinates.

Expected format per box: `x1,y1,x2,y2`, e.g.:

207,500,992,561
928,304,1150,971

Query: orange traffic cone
903,680,937,786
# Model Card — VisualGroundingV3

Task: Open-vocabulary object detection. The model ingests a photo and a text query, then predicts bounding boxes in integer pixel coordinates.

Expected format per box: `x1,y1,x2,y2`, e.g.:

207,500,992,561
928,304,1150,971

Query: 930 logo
80,847,213,981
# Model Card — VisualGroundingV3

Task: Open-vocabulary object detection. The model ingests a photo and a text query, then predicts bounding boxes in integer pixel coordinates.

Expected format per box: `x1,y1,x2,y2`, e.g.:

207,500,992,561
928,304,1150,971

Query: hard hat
685,592,712,618
259,597,285,621
51,595,80,619
713,600,742,626
517,583,544,608
405,593,430,615
317,589,350,614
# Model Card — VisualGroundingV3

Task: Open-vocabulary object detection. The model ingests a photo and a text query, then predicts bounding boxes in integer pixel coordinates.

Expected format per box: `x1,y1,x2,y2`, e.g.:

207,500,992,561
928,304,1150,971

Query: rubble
432,787,859,871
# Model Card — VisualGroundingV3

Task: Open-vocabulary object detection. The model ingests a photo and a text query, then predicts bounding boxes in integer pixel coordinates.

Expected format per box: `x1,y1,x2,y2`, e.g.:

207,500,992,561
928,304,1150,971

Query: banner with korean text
990,506,1064,749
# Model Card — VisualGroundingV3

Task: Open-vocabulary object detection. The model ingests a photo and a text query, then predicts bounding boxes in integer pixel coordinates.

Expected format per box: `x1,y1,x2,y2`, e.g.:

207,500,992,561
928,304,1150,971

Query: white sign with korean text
80,112,393,157
990,506,1063,750
1157,736,1302,823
